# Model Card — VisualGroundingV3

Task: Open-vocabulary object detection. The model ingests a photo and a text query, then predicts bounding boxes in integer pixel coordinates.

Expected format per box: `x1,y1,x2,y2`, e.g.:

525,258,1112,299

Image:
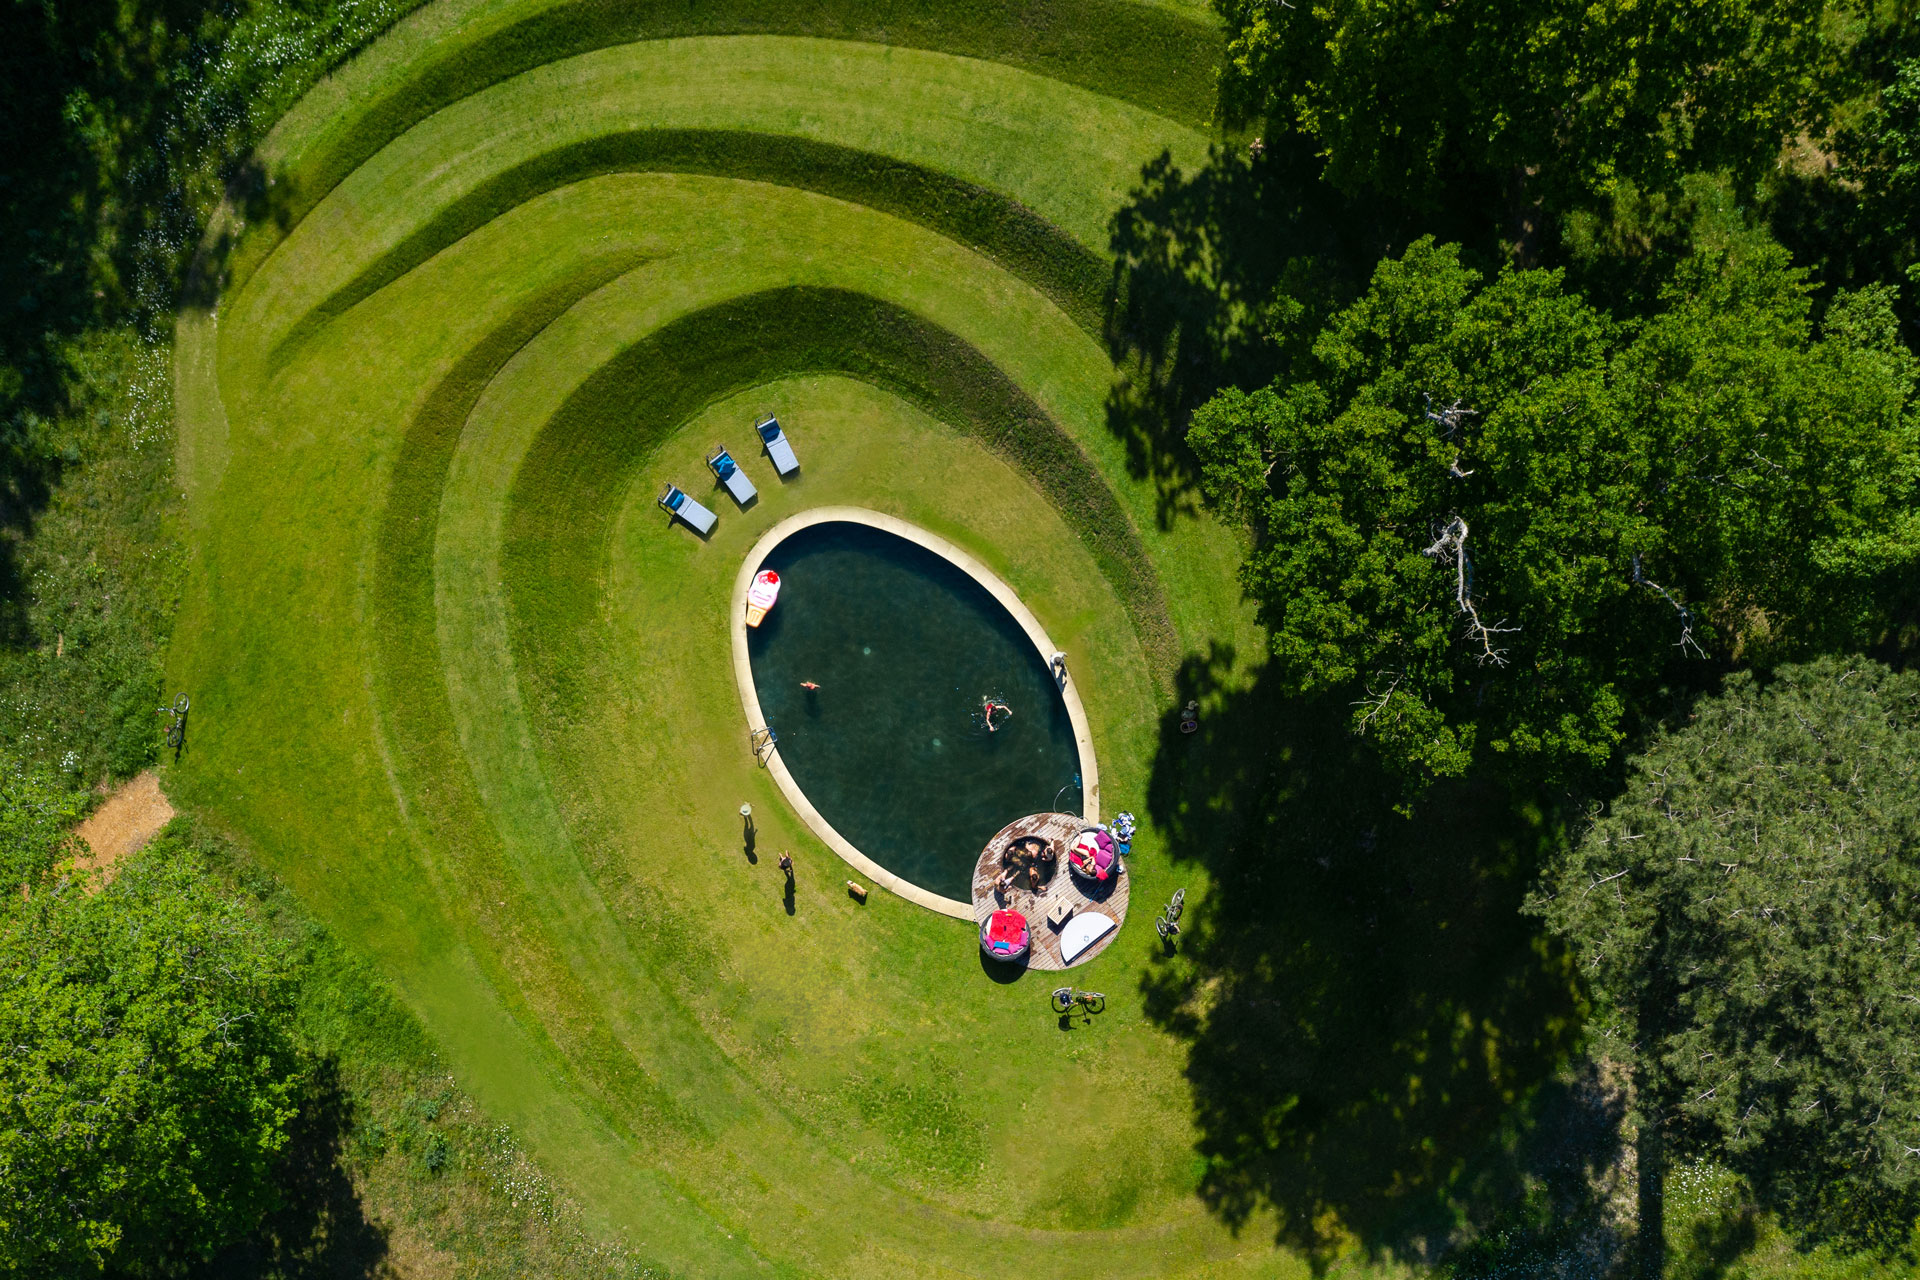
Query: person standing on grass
778,851,793,879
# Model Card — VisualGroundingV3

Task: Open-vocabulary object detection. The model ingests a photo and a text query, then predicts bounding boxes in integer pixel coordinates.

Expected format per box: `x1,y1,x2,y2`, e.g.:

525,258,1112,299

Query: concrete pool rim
730,506,1101,918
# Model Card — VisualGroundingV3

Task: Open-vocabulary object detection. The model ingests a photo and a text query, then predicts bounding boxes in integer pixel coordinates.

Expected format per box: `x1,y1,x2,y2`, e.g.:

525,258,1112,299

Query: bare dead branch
1423,516,1516,665
1422,392,1478,439
1631,552,1706,657
1583,868,1630,897
1351,671,1404,733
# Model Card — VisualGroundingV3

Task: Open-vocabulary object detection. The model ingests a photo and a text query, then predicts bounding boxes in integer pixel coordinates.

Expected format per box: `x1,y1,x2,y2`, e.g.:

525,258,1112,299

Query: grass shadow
977,948,1027,984
1102,141,1391,528
1673,1200,1760,1280
203,1058,389,1279
1140,644,1590,1268
1103,140,1511,530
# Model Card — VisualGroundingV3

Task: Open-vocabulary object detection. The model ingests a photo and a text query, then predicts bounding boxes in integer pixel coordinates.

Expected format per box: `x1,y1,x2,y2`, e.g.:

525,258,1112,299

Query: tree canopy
1532,656,1920,1245
1187,237,1920,785
0,832,302,1275
1214,0,1850,213
1837,54,1920,301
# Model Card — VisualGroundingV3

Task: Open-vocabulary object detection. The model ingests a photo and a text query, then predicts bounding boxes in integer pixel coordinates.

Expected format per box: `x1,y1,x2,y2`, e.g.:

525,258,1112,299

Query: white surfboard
1059,911,1115,964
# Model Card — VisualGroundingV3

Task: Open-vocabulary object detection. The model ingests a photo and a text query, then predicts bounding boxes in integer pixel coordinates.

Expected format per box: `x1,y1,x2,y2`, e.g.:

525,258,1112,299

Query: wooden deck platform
971,811,1129,971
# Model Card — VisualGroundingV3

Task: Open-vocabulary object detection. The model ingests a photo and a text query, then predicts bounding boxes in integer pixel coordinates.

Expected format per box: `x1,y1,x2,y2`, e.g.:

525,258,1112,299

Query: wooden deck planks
970,811,1129,971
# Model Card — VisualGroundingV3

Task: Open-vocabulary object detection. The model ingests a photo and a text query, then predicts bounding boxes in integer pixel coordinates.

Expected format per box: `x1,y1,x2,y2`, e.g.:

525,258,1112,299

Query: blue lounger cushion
757,417,800,476
660,484,717,535
708,448,757,506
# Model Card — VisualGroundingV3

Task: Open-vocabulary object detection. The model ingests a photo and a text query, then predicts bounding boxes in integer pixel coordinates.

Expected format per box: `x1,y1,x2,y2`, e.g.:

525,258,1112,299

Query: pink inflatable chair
1067,828,1119,882
980,909,1031,961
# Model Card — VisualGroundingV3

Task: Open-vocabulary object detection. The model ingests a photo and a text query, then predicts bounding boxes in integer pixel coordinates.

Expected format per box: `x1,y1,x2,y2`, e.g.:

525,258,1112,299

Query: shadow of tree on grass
1103,143,1342,529
202,1059,390,1280
1142,646,1604,1269
1102,140,1504,531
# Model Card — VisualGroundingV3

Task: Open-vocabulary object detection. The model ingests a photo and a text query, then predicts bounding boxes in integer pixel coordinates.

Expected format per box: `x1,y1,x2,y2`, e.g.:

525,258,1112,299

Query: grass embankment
223,34,1208,368
298,131,1114,350
224,0,1221,269
514,285,1176,673
161,4,1318,1276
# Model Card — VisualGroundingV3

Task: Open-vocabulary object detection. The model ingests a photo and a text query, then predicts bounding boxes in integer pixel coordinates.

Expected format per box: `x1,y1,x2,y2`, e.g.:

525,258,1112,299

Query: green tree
1845,55,1920,296
1188,238,1920,785
0,832,303,1275
1214,0,1847,216
1532,656,1920,1252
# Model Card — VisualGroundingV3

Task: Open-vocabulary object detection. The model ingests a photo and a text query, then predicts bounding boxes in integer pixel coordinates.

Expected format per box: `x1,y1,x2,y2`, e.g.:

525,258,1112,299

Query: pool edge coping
730,506,1101,919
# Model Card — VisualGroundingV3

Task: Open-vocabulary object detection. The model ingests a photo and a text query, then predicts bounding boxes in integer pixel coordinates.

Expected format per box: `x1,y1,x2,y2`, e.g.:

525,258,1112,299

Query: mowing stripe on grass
370,248,723,1146
239,0,1219,268
231,35,1208,366
508,285,1175,698
280,129,1111,368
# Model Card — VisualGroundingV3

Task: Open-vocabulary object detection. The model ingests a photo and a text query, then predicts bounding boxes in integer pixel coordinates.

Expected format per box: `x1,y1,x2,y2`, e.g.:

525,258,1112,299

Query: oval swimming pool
746,521,1082,900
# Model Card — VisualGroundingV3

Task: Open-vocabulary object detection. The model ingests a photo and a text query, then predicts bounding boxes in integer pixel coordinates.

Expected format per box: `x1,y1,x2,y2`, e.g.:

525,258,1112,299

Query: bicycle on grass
1155,887,1186,940
1050,987,1105,1016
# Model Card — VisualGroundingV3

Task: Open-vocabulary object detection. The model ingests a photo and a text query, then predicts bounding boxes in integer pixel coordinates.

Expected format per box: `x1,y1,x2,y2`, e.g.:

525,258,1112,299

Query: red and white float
745,569,781,627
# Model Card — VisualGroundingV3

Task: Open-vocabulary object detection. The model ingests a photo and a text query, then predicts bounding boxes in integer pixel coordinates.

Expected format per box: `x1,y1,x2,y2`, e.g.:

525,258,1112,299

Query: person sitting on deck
1068,828,1118,882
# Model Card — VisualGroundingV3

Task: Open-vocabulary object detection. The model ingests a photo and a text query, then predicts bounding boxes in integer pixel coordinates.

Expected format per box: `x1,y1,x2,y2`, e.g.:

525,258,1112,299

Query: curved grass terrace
164,2,1295,1275
238,0,1221,241
231,35,1206,371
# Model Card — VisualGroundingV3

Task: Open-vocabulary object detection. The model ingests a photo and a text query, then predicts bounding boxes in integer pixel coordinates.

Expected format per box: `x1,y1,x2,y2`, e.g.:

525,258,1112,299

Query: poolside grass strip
278,130,1110,369
501,285,1178,700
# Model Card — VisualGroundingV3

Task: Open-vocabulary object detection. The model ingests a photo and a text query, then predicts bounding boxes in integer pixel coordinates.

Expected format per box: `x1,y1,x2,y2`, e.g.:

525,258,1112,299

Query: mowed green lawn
156,4,1407,1276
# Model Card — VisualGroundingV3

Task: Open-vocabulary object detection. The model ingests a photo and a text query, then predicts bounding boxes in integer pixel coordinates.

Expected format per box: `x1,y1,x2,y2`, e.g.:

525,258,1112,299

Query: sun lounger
756,414,800,476
707,446,757,507
658,483,717,535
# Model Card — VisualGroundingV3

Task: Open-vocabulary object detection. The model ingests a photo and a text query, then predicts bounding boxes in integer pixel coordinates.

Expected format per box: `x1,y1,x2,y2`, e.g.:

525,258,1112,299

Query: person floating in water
982,698,1013,732
801,681,820,691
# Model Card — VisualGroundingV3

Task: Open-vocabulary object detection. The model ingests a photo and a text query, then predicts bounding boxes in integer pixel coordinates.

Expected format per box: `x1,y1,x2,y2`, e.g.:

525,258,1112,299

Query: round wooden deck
971,811,1129,971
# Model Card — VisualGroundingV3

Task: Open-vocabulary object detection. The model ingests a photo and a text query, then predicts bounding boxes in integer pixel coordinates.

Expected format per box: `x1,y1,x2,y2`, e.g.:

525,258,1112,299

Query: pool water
747,522,1081,900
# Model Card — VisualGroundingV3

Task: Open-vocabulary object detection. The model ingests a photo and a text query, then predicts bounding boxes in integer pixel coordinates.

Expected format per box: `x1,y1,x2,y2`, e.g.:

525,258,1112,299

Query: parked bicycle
1050,987,1105,1016
1155,887,1186,940
160,694,190,752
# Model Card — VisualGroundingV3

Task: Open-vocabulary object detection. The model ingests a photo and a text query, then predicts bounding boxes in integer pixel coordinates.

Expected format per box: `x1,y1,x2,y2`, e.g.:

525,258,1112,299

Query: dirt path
74,771,175,886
